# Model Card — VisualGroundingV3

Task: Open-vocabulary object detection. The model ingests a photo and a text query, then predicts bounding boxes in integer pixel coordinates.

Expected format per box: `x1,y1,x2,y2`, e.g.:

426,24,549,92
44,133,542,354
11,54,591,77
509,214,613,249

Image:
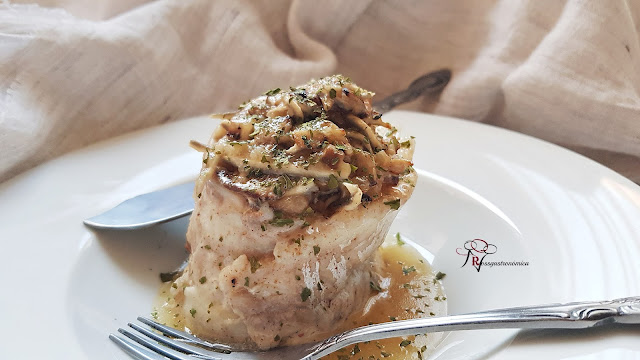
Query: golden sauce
325,237,447,360
153,282,186,331
153,235,447,360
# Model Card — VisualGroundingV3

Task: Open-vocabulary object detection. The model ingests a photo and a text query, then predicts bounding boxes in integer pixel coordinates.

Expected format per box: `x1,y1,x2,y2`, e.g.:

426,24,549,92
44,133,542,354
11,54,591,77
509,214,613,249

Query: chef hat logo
456,239,496,272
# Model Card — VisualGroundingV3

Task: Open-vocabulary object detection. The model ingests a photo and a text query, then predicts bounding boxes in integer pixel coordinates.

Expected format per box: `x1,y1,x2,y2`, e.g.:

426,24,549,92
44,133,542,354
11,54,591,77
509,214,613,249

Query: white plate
1,110,639,360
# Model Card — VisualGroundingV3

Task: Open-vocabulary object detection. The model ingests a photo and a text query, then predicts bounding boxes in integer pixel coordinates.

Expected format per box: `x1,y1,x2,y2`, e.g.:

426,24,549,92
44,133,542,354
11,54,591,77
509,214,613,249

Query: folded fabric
1,0,639,183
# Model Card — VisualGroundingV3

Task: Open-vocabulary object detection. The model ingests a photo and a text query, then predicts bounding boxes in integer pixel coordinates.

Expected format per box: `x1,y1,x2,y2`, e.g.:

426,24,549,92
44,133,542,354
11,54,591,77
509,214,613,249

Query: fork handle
310,296,640,359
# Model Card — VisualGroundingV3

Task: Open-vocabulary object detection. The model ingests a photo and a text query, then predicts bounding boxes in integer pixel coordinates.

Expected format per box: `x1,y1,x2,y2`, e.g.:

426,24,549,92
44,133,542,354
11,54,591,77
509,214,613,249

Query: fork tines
110,317,233,360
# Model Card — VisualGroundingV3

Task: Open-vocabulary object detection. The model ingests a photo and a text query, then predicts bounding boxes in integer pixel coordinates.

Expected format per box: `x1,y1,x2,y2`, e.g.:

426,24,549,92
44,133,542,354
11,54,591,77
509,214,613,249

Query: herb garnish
269,211,294,227
301,287,312,302
384,198,401,210
247,168,264,178
265,88,281,96
273,183,282,197
249,257,262,273
402,265,417,275
327,174,339,189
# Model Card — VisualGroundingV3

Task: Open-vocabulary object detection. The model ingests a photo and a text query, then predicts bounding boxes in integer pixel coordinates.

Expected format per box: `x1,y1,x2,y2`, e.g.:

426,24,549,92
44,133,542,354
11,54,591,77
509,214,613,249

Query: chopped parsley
269,215,294,227
249,257,261,273
190,308,196,317
435,271,446,280
327,174,339,189
281,174,293,189
384,198,401,210
313,245,320,255
244,277,250,287
247,167,264,178
302,135,312,149
329,88,337,98
402,265,417,275
351,344,360,355
265,87,281,96
400,340,412,347
199,276,207,284
395,232,405,246
301,287,312,302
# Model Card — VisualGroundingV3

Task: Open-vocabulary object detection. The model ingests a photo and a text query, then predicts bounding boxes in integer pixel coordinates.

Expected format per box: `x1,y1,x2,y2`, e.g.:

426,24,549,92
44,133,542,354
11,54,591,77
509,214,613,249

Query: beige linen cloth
1,0,639,183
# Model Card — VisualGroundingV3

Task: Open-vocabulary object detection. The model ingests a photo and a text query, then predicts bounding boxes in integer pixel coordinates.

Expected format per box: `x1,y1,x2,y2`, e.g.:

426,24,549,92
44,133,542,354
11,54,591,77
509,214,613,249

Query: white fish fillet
170,75,417,349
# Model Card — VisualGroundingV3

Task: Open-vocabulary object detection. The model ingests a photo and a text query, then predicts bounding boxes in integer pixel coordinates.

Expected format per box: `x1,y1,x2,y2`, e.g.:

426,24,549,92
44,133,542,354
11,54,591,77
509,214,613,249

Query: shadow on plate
93,216,190,286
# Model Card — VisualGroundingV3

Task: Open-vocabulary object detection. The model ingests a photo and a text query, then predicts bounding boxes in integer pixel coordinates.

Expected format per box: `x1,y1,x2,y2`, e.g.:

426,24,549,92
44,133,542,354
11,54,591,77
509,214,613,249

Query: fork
110,296,640,360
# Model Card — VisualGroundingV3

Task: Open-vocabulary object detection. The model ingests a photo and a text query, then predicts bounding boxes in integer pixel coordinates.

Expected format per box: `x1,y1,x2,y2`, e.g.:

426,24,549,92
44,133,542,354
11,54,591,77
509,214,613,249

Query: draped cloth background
1,0,640,183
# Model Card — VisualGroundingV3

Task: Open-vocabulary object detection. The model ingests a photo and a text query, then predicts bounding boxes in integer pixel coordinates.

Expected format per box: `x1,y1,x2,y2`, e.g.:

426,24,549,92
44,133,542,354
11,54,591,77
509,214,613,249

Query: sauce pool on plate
153,234,447,360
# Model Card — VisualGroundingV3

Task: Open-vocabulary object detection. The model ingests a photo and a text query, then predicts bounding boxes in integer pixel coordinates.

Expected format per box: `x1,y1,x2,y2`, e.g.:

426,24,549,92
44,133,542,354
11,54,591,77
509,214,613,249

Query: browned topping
197,75,415,218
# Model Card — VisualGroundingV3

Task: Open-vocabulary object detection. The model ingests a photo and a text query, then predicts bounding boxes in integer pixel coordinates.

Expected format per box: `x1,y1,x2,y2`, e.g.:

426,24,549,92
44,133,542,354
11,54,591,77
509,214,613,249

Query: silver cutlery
110,296,640,360
83,69,452,230
83,181,195,230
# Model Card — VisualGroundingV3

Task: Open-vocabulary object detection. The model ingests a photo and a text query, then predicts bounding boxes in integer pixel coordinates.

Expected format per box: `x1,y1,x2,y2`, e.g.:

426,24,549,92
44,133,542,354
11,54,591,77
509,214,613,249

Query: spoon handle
372,69,452,113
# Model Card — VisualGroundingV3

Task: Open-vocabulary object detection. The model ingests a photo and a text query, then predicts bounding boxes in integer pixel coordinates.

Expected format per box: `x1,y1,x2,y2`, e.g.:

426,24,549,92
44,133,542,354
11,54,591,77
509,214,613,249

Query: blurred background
1,0,639,182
